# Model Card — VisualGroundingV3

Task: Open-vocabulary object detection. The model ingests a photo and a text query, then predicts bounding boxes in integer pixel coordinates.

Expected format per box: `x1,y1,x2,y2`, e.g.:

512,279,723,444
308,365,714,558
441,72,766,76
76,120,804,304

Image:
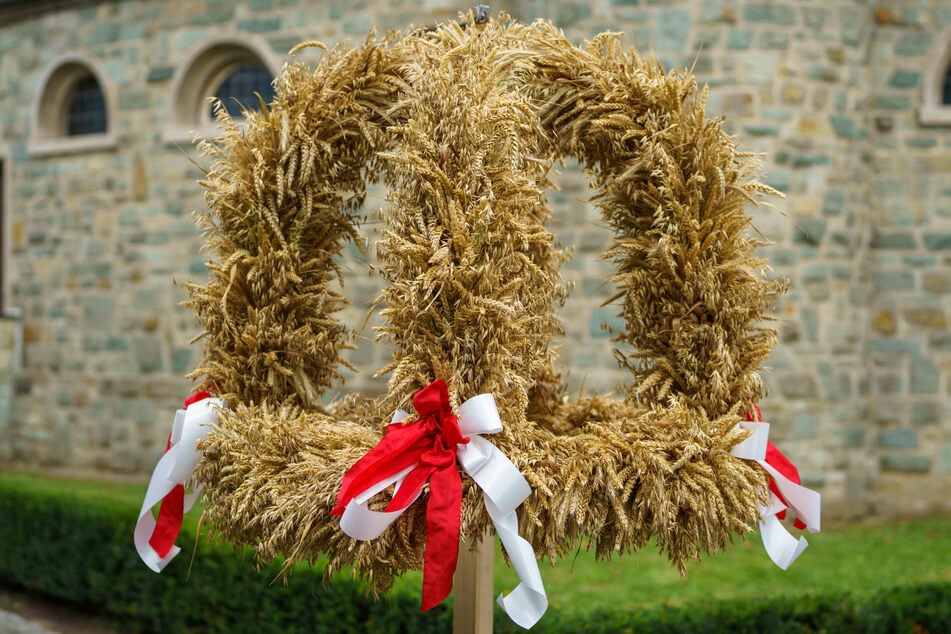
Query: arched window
164,36,279,143
919,29,951,125
29,54,115,156
942,65,951,106
212,64,276,119
66,75,108,136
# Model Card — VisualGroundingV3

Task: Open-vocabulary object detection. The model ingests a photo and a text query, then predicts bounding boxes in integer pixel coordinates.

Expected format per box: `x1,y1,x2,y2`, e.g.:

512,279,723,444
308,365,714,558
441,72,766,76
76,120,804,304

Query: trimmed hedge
0,473,449,633
1,472,949,633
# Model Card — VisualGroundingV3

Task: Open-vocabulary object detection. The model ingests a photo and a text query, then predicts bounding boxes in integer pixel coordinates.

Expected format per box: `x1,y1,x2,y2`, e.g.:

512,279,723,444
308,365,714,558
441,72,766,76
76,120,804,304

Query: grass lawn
487,517,951,613
4,469,950,617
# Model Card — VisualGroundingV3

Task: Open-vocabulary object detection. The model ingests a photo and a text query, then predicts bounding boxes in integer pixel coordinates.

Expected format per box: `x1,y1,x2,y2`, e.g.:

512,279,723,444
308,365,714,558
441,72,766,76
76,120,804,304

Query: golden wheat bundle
157,11,816,618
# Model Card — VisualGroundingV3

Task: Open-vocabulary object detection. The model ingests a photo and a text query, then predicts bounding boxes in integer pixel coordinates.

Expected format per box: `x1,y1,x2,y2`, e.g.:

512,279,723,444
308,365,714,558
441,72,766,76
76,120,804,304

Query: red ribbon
745,405,807,529
331,379,469,611
148,390,211,558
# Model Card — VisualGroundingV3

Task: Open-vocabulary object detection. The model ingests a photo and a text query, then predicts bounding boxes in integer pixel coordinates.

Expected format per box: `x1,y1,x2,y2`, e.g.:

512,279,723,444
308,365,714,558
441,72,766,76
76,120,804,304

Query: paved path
0,608,60,634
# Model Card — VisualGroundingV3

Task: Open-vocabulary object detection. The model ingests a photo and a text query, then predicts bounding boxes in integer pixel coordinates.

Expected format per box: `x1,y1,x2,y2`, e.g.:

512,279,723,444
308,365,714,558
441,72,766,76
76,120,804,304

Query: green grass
490,518,951,613
5,469,950,618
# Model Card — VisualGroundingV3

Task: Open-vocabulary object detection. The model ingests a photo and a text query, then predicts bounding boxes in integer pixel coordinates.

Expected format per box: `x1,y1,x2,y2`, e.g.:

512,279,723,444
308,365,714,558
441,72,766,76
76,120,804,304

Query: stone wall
0,316,20,463
1,0,950,522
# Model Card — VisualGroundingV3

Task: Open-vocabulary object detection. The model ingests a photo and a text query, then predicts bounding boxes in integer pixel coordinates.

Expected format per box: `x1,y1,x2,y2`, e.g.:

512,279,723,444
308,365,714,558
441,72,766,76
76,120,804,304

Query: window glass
212,64,275,118
67,75,107,136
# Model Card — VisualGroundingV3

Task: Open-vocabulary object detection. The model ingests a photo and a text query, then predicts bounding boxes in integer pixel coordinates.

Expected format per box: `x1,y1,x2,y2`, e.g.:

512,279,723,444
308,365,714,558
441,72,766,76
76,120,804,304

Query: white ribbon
339,393,548,628
134,396,222,572
731,421,821,570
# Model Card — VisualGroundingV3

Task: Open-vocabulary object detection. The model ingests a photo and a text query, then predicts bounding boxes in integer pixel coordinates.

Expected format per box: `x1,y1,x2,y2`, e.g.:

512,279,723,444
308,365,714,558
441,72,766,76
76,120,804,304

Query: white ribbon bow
134,396,222,572
730,421,821,570
339,393,548,629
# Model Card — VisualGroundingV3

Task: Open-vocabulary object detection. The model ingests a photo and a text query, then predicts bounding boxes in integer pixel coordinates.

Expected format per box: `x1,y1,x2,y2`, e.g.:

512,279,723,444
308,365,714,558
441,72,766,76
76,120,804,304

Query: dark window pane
67,76,107,136
212,64,275,118
943,66,951,105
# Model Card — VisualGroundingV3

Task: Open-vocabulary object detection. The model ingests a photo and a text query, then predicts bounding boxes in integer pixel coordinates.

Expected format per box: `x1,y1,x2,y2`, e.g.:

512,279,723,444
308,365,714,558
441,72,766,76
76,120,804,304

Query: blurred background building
0,0,949,523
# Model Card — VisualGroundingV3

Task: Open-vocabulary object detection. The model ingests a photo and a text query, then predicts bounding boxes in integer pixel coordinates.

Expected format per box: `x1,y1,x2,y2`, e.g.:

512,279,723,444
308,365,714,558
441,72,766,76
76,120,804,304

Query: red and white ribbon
332,379,547,628
134,392,222,572
731,420,821,570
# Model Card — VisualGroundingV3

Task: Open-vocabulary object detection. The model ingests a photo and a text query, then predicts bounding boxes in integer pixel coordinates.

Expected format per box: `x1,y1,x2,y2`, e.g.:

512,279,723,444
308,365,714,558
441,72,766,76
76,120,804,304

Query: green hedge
0,473,450,633
1,472,949,633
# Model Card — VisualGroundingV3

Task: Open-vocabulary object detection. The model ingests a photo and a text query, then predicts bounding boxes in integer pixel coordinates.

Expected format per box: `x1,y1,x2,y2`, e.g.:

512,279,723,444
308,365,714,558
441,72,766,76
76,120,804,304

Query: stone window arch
163,35,280,143
919,28,951,125
28,53,117,156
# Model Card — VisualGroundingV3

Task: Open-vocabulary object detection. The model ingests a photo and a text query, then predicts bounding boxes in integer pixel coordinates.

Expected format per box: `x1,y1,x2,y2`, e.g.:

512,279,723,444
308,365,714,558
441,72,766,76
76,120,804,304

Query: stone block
878,428,918,449
906,137,938,149
874,94,912,110
870,231,916,249
902,306,947,329
791,414,819,439
801,263,827,282
194,6,235,24
343,14,373,36
872,270,914,292
237,18,282,33
589,308,625,338
910,401,942,425
792,218,826,245
867,338,920,355
758,31,788,49
119,90,150,110
132,335,164,373
808,65,838,82
742,124,780,136
911,356,940,394
823,189,845,215
921,271,951,294
940,444,951,474
727,28,753,49
776,372,817,399
895,32,933,56
881,454,932,473
85,22,120,45
843,426,866,448
903,254,935,267
829,114,855,139
791,154,830,168
923,233,951,250
743,4,795,24
84,296,116,328
146,66,175,83
171,347,195,375
872,309,896,335
656,9,691,51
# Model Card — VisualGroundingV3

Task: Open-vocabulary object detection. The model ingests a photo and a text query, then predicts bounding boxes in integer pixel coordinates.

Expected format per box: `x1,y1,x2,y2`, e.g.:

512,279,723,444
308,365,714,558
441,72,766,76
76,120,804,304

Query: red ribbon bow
331,379,470,611
148,390,211,558
745,405,807,530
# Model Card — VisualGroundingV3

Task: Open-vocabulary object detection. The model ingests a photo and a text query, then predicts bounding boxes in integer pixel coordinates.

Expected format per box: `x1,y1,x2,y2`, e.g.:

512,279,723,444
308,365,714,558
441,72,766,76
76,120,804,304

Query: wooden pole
453,531,494,634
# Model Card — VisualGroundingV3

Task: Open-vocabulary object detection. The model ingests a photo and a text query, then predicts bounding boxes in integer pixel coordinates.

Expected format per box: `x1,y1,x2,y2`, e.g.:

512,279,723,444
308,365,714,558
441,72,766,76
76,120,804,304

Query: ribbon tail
458,434,547,628
134,443,184,572
332,425,430,516
760,460,821,533
149,483,185,557
486,494,548,629
759,496,810,570
421,466,462,611
134,397,222,572
338,464,420,540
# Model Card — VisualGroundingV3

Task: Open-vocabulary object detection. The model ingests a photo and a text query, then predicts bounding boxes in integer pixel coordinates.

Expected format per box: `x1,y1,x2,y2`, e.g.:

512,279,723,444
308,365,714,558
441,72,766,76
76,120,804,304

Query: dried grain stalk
190,12,782,592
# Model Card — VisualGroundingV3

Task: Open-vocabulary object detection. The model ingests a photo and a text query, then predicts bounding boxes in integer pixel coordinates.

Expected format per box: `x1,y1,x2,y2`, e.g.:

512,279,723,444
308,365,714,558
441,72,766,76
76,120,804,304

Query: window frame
208,63,278,122
28,53,117,157
919,28,951,126
163,35,280,144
